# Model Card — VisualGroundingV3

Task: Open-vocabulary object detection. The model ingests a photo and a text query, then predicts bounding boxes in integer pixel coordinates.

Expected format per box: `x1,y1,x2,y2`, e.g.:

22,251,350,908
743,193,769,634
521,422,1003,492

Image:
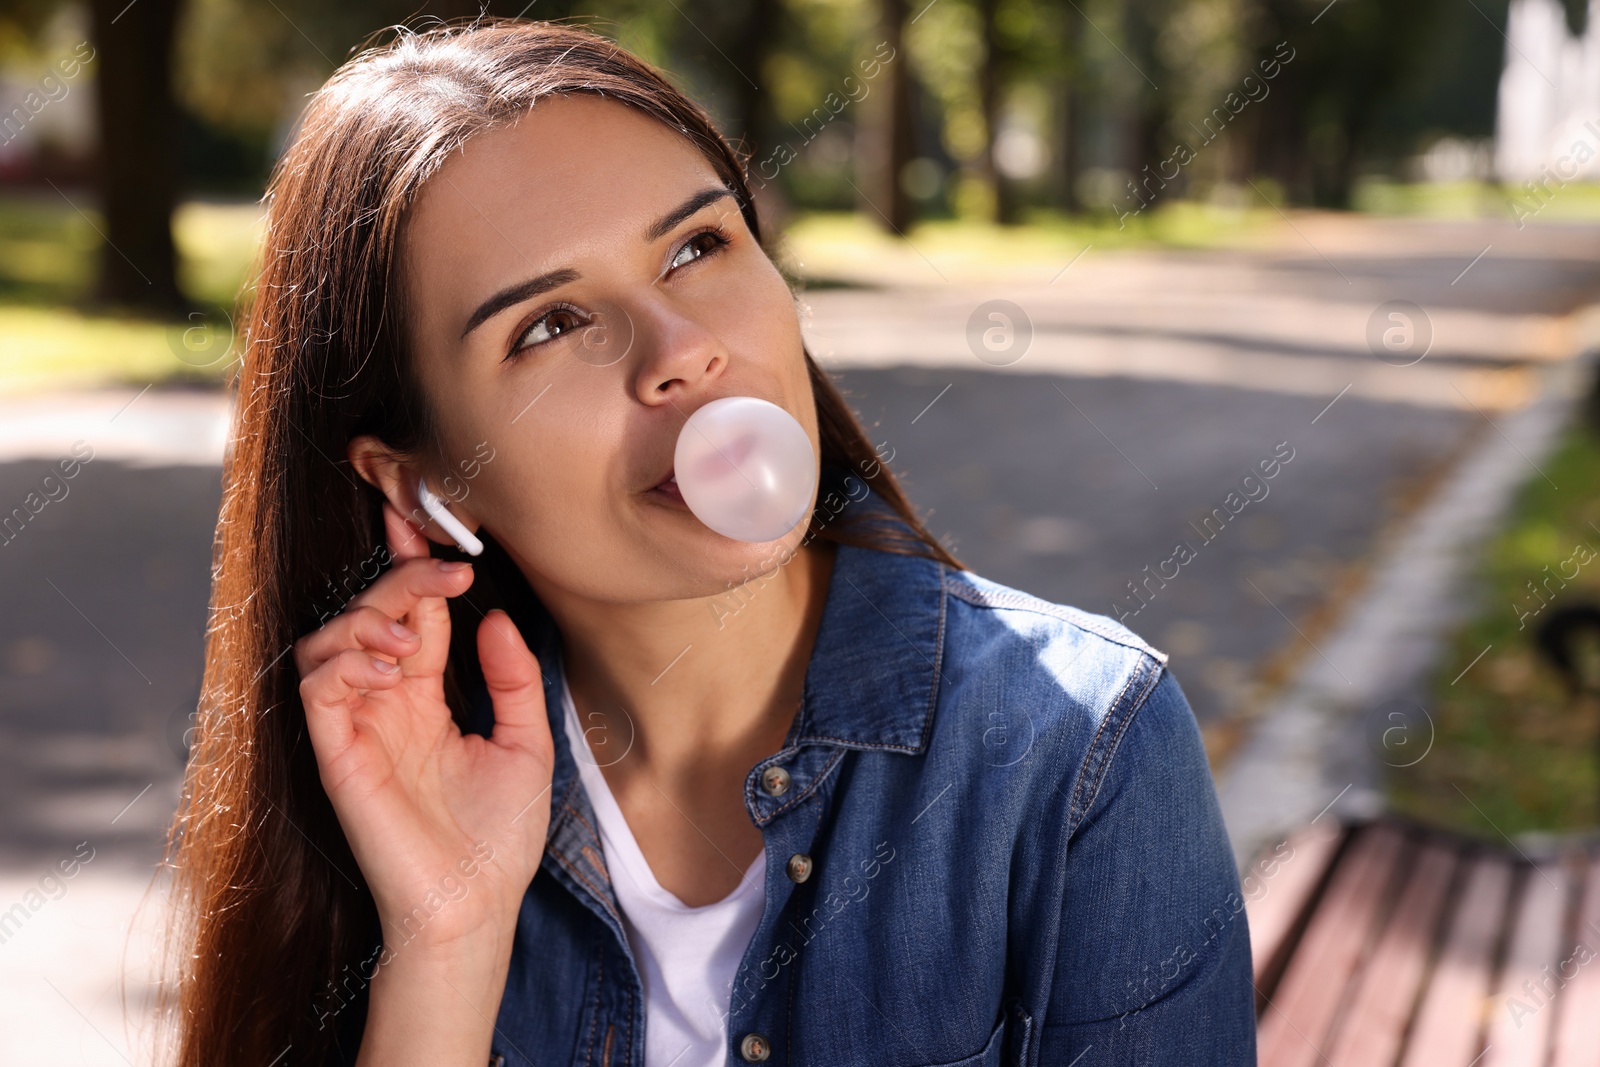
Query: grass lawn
0,305,224,393
1392,412,1600,838
775,200,1281,287
0,192,261,393
1353,177,1600,222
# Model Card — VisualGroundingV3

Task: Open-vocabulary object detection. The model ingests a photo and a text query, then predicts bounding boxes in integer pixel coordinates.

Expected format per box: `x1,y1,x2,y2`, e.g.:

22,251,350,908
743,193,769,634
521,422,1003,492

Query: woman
158,19,1257,1067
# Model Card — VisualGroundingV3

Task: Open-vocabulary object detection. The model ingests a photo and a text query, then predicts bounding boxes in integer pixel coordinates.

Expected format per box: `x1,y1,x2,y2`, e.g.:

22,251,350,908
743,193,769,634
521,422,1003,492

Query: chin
678,524,812,581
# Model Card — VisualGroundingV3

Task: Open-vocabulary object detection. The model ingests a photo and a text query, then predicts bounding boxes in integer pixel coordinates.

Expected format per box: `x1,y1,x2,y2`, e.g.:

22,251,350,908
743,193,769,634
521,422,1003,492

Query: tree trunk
1055,3,1085,214
88,0,184,313
860,0,916,234
731,0,780,161
978,0,1021,224
729,0,792,234
1121,0,1171,210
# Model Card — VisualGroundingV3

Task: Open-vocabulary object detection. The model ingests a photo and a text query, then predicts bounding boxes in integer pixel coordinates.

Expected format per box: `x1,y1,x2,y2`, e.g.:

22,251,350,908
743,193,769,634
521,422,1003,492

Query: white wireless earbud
416,477,484,557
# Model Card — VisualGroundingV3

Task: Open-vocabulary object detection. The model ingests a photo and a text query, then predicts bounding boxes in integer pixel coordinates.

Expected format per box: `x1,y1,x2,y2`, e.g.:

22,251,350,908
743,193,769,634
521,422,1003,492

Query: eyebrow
459,186,739,341
643,186,736,243
459,267,580,340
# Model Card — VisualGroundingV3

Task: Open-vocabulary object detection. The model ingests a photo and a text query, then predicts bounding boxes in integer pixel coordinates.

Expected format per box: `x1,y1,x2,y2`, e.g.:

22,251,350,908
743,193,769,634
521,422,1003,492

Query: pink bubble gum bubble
673,396,817,543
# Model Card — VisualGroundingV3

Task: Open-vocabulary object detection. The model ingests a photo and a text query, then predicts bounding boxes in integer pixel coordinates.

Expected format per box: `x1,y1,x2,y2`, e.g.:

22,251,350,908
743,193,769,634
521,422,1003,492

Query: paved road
2,213,1599,1060
823,363,1480,736
800,214,1600,744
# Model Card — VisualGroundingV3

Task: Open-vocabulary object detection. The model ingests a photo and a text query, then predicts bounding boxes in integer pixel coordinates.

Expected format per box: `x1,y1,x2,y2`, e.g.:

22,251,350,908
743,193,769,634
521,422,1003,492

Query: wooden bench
1246,815,1600,1067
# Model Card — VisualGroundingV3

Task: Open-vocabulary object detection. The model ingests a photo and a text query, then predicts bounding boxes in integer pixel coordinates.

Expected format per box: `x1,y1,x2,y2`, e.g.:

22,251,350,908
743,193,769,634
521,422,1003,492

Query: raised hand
293,502,555,955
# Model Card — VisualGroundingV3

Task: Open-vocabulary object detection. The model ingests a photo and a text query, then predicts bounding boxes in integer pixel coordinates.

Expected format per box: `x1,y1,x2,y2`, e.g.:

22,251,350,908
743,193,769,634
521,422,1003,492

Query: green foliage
0,191,99,305
1397,414,1600,836
0,192,258,391
133,0,1521,210
1352,179,1600,223
908,0,986,166
777,197,1276,286
0,192,257,308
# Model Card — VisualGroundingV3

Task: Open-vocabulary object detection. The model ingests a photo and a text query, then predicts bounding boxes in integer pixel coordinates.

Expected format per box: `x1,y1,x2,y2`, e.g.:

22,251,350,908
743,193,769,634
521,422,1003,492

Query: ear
347,434,484,550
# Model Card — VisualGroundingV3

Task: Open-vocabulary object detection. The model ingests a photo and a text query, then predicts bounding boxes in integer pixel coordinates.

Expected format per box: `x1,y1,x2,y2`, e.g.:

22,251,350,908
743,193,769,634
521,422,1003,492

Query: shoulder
938,563,1170,712
932,564,1191,827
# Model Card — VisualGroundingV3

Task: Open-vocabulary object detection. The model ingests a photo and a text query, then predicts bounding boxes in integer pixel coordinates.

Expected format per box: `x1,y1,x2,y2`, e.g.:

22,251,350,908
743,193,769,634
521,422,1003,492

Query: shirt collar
784,468,948,753
510,467,948,848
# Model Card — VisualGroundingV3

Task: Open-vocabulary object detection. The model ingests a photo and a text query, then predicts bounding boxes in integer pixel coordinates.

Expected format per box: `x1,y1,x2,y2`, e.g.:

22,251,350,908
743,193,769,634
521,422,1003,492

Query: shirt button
786,853,813,883
739,1032,772,1061
760,766,791,796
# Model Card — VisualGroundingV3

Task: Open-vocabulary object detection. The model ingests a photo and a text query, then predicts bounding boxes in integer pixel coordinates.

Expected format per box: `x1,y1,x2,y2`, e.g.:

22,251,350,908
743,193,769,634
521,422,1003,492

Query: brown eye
510,305,588,358
668,228,730,271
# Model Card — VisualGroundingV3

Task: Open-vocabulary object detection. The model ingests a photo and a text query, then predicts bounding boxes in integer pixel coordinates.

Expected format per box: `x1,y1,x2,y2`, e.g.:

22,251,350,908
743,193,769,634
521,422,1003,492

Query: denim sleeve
1036,663,1257,1065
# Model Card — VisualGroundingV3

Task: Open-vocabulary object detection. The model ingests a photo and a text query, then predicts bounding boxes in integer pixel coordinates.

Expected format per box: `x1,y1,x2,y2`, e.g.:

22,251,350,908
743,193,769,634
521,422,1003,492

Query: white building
1495,0,1600,182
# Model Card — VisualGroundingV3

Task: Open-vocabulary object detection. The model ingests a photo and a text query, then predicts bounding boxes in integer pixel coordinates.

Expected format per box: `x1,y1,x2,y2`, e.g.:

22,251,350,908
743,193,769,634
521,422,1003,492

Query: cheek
714,263,813,414
473,396,623,526
702,254,800,351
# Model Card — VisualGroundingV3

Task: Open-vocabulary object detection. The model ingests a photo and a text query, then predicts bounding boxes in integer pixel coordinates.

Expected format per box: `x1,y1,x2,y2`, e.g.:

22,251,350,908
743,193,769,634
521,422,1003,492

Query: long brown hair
155,18,961,1066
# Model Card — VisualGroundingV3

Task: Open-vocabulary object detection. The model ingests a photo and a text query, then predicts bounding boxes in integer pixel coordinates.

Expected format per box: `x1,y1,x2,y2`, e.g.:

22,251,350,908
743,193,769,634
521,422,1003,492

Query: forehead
400,94,726,295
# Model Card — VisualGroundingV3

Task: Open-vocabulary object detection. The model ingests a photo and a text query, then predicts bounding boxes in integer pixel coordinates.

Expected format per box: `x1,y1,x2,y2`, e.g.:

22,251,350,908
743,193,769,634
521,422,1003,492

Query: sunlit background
3,0,1600,1062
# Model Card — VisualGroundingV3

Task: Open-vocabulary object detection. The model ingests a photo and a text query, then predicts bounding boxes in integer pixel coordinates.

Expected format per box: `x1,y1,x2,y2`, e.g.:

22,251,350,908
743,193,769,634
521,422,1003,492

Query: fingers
362,502,471,676
338,557,473,635
478,610,552,757
295,560,470,675
299,648,405,756
295,502,471,685
295,605,420,676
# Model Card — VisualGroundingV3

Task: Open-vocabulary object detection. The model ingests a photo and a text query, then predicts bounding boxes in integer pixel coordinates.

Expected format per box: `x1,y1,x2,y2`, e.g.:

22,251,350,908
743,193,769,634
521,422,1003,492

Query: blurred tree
1152,0,1250,197
637,0,787,219
88,0,185,312
974,0,1066,222
1244,0,1446,208
1119,0,1176,202
1358,0,1505,173
977,0,1018,222
35,0,1514,278
861,0,915,231
727,0,782,162
176,0,591,189
902,0,980,218
756,0,876,211
1052,0,1086,213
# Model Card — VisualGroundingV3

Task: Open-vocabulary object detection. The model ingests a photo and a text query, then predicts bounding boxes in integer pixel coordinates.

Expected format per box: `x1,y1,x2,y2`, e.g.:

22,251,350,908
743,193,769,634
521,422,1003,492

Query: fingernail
372,657,399,674
389,620,417,641
438,560,472,572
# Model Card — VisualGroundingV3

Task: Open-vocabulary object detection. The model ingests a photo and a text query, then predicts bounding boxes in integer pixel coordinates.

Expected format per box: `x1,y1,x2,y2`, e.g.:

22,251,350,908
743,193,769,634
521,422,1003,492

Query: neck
534,539,838,777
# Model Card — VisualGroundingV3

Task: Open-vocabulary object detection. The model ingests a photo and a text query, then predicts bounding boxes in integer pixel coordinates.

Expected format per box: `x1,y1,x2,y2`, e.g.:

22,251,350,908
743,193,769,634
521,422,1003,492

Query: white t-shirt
560,669,766,1067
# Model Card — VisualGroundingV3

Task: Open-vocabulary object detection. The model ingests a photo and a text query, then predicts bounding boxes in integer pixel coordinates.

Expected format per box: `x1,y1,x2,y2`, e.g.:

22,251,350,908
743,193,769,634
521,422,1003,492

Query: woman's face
387,94,818,603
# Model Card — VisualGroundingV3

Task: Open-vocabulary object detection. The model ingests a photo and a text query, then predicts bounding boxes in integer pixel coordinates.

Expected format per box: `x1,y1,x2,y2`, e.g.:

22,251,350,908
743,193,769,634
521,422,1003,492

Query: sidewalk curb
1214,343,1600,871
0,387,229,467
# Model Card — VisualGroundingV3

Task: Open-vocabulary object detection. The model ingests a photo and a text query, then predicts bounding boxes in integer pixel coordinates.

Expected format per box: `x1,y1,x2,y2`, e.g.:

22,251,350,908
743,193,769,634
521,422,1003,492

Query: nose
629,296,729,410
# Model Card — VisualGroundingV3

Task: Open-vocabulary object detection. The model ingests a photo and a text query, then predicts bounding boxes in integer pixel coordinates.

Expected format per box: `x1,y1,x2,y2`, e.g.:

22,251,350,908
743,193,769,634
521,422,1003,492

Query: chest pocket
917,1015,1005,1067
917,997,1032,1067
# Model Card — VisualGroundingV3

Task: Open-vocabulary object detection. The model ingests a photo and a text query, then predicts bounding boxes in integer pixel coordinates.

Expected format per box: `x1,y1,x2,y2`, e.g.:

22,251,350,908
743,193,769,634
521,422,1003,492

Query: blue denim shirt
333,470,1256,1066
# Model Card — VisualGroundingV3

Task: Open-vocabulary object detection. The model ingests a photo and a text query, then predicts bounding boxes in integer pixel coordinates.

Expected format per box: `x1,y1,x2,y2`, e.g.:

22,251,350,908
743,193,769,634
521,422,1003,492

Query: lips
644,399,760,500
648,472,687,507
